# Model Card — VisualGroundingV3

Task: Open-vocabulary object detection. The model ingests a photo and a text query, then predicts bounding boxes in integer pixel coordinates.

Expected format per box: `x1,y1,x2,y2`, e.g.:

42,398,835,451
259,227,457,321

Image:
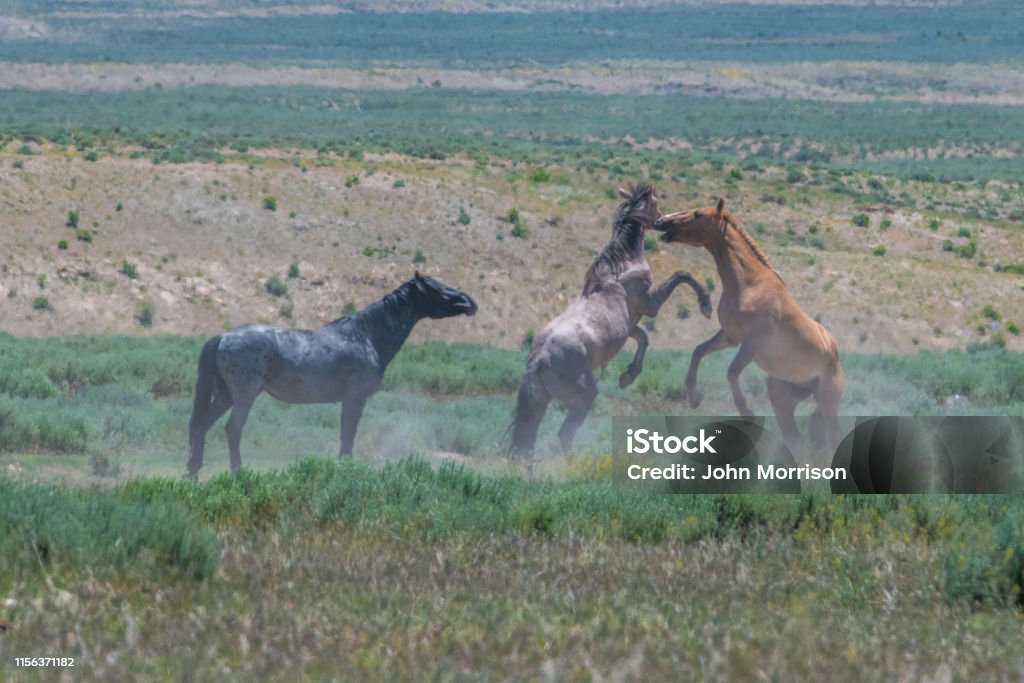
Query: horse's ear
716,198,725,214
617,187,630,199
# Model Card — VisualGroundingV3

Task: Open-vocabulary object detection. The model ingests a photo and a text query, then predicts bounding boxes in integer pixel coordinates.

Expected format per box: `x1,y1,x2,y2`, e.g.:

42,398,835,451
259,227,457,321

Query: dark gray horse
186,272,477,477
510,184,712,460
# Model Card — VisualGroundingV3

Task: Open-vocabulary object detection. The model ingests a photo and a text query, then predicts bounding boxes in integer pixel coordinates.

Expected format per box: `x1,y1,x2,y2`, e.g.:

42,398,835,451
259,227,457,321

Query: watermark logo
626,428,717,455
612,416,1024,494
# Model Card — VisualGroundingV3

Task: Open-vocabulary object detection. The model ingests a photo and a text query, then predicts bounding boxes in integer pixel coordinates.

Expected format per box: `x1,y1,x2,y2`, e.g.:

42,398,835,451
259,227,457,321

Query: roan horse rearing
655,198,844,449
186,272,477,477
510,183,712,460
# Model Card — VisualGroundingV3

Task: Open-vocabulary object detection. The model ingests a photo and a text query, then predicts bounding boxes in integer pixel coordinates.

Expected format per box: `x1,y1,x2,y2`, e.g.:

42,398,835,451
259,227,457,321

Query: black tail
188,335,221,458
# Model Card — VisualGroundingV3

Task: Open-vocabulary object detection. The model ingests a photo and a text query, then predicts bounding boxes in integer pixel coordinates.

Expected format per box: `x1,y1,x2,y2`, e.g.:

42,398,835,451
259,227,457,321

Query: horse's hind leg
557,371,598,454
619,326,649,389
815,367,845,454
510,377,551,462
767,377,814,447
685,329,734,408
186,387,232,478
225,392,259,474
339,395,367,457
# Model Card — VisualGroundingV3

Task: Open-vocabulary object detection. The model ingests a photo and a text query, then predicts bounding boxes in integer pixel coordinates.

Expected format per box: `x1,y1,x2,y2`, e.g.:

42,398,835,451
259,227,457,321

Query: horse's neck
708,223,770,292
346,297,421,369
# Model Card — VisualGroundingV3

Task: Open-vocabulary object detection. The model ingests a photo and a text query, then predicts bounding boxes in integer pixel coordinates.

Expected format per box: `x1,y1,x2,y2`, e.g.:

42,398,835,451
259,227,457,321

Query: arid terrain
3,141,1022,354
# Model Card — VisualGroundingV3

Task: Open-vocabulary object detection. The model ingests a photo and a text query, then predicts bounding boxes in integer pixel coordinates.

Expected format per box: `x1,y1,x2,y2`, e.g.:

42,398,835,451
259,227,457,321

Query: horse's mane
720,209,785,284
582,183,653,296
328,281,412,331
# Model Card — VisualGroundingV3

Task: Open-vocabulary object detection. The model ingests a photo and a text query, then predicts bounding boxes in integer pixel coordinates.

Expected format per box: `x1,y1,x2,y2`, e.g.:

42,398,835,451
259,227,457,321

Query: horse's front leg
685,329,734,408
727,341,759,417
339,395,368,457
646,270,713,319
619,326,649,389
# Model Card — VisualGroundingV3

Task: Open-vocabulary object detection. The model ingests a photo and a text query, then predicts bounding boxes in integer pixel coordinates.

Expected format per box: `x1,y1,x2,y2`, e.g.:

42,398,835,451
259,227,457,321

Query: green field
3,455,1024,679
1,337,1024,679
2,336,1023,478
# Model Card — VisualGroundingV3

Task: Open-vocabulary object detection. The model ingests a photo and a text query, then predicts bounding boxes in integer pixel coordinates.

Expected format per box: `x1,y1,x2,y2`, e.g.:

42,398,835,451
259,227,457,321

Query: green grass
5,4,1021,66
2,336,1024,678
2,458,1024,679
5,86,1024,182
1,336,1023,473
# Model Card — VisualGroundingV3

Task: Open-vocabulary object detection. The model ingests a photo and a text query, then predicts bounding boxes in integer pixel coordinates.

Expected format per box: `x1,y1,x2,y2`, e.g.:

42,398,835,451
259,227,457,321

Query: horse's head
654,198,726,247
410,272,478,319
617,183,661,231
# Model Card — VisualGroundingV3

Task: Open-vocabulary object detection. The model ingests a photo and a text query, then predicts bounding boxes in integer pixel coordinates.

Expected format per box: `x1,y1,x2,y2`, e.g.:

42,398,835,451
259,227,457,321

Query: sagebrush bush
265,276,288,298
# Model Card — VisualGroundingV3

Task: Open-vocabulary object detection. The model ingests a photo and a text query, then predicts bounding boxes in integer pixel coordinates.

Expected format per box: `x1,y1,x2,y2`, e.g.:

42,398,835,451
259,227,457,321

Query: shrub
265,276,288,298
136,300,155,327
873,244,887,257
413,249,427,264
1007,321,1020,336
928,218,941,231
982,305,1002,321
32,296,50,311
511,223,529,239
342,301,358,315
58,240,68,250
279,300,294,319
852,213,870,228
121,259,139,279
643,236,659,252
529,167,550,183
676,304,690,320
956,239,977,259
996,262,1024,275
66,210,79,228
458,207,471,225
76,229,93,243
393,179,405,188
786,169,806,184
262,196,278,211
942,240,954,252
287,262,300,278
880,219,892,231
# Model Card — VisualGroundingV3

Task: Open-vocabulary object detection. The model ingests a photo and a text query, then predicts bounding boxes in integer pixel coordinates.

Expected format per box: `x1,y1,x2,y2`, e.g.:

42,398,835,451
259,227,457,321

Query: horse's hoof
182,471,198,482
688,390,703,409
700,301,713,318
618,371,635,389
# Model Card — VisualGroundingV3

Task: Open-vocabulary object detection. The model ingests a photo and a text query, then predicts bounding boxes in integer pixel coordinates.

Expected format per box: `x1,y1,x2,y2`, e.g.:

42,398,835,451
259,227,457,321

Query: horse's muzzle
458,295,479,315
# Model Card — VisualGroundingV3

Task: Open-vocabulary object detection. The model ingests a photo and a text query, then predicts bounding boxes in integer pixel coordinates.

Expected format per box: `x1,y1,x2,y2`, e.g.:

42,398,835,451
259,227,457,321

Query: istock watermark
611,416,1024,494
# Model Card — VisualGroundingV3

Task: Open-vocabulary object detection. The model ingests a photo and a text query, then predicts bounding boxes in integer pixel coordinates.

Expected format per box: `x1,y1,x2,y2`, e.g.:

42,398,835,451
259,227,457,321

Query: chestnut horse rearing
655,199,844,449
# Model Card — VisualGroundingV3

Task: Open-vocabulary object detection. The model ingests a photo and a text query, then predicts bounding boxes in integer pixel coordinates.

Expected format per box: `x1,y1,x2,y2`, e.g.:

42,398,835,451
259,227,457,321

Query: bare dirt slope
2,145,1021,353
